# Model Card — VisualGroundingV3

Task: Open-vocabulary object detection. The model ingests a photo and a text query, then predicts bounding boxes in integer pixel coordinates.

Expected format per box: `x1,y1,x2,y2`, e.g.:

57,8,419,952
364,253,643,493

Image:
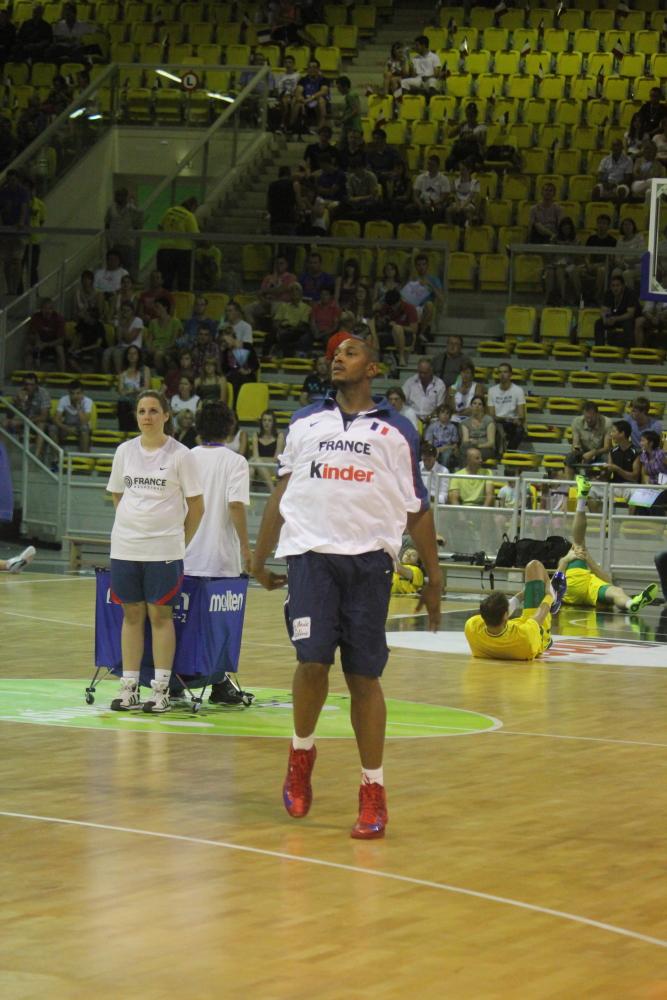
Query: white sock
292,732,315,751
508,595,522,615
362,766,384,786
154,669,171,686
123,670,139,685
624,598,633,610
576,499,587,512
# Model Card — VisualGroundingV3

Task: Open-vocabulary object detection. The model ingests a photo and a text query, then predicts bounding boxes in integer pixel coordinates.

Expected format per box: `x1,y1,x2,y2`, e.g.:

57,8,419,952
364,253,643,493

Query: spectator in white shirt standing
401,35,441,94
94,249,129,322
106,390,204,715
184,400,253,706
413,154,452,225
592,139,634,204
402,356,446,422
487,363,526,451
51,379,94,453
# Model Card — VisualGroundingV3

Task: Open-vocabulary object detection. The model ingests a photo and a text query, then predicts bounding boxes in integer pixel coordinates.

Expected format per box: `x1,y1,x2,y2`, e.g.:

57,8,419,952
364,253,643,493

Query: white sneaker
110,678,142,711
143,680,171,714
6,546,36,573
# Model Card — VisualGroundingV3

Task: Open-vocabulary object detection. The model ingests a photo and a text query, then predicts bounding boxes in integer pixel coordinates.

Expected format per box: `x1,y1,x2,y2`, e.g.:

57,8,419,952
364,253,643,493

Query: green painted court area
0,680,501,740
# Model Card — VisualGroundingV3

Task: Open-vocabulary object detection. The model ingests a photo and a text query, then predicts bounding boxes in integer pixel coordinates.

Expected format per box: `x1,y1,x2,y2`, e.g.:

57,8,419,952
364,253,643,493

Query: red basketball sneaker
282,745,317,818
350,782,388,839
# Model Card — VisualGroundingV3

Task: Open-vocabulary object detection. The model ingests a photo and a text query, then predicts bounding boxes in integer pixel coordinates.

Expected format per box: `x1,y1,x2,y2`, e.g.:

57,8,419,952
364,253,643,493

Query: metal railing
0,398,65,539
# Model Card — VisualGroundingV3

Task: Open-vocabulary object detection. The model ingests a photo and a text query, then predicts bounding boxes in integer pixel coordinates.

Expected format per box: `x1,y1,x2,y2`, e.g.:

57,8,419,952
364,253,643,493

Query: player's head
196,400,234,443
135,389,172,435
479,591,510,629
331,336,378,387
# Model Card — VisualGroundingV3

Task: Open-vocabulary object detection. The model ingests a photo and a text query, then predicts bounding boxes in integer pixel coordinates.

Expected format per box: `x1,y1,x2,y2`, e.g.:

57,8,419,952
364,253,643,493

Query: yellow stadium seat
630,348,666,366
478,340,511,357
524,52,549,77
538,75,565,101
314,45,341,76
536,124,564,148
31,62,57,88
204,293,229,320
602,77,629,103
554,149,581,176
112,42,136,63
494,51,520,76
179,2,205,23
439,5,465,27
569,76,596,102
241,244,272,280
608,372,644,391
171,291,194,319
364,219,394,240
464,226,495,254
331,219,361,239
467,50,491,76
170,43,195,64
543,28,568,53
621,11,645,32
583,201,615,230
198,43,222,64
397,221,427,242
619,100,641,128
588,53,614,77
131,21,155,45
514,254,543,292
523,99,549,125
398,94,426,122
445,73,472,99
576,308,600,342
635,31,660,57
634,77,660,103
547,396,583,414
236,383,270,423
515,201,534,228
481,28,509,52
515,342,550,360
502,9,525,30
476,172,498,199
323,3,347,26
439,50,461,76
619,203,650,231
332,25,358,56
285,45,310,71
226,44,251,65
619,54,646,81
486,199,512,227
126,88,152,122
505,305,536,339
305,22,329,47
531,369,567,386
527,9,553,29
551,342,588,360
188,21,213,46
540,307,572,340
429,95,456,122
411,120,439,146
559,10,584,31
206,69,232,92
505,74,533,101
352,4,376,35
569,175,595,203
573,28,599,53
155,88,182,123
139,43,163,64
503,174,531,201
570,371,607,389
431,224,460,253
572,125,598,152
376,249,410,278
554,99,581,126
522,147,549,175
383,120,407,144
448,252,476,290
603,30,630,55
218,23,242,47
342,248,373,279
646,375,667,392
556,52,582,77
366,94,392,122
477,73,503,99
470,6,494,29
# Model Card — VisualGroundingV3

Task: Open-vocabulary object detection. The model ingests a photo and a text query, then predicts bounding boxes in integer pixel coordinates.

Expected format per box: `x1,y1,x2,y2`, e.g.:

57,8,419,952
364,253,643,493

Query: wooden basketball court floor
1,573,667,1000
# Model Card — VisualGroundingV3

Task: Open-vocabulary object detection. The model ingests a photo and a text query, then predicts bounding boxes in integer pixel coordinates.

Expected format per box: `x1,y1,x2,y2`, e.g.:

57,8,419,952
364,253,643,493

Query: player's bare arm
252,473,289,590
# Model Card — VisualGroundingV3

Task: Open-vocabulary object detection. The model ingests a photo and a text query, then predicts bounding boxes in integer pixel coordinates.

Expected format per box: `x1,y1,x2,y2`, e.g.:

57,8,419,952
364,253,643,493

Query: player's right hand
253,565,287,590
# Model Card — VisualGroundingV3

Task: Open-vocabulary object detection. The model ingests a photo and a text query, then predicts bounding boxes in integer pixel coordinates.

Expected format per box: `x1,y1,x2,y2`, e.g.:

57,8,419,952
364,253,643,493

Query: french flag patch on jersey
370,422,389,435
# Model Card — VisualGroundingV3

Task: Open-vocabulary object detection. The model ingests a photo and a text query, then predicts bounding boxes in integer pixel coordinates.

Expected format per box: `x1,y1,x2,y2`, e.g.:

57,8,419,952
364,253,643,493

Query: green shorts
523,579,546,609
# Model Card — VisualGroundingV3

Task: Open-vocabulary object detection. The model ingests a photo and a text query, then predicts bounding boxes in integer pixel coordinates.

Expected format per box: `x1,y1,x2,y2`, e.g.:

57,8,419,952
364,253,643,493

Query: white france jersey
184,445,250,577
276,396,428,560
107,436,202,561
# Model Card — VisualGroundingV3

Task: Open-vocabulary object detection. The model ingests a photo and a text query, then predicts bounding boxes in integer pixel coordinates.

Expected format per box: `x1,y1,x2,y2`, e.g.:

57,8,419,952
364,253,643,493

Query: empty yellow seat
540,308,572,340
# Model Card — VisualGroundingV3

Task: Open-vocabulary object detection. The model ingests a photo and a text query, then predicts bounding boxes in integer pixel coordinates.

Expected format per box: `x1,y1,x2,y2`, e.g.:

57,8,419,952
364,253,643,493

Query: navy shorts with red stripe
284,550,394,677
110,559,184,606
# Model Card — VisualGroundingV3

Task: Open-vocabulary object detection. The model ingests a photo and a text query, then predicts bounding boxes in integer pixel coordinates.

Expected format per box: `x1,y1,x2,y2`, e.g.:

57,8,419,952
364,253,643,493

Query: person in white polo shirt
487,362,526,451
184,399,253,707
401,34,441,94
253,335,442,840
106,389,204,715
402,356,446,422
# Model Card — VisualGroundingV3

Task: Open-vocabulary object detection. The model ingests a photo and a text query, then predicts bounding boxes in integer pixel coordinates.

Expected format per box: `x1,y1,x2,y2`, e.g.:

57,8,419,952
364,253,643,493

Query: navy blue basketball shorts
110,559,184,606
284,550,394,677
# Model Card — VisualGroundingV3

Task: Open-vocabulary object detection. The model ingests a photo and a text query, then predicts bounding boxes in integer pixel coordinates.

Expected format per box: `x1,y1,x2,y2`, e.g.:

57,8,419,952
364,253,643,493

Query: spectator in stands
0,9,17,64
195,354,227,406
312,153,346,205
164,349,197,397
94,249,129,321
375,288,417,368
544,216,581,306
247,254,297,331
220,331,259,404
448,362,483,421
401,34,441,95
74,269,96,324
383,41,407,97
335,258,362,311
403,356,446,422
267,165,299,242
383,158,414,225
103,301,144,374
639,429,667,483
424,403,459,470
590,420,640,502
563,400,612,481
113,274,138,320
116,346,151,432
336,76,362,147
175,294,217,352
448,159,483,226
156,196,199,291
137,269,174,322
528,182,562,244
300,355,331,405
419,441,449,506
372,261,402,311
221,300,253,348
338,127,367,169
594,272,639,348
191,325,220,378
25,296,66,371
630,140,665,201
628,396,663,451
50,2,92,61
249,409,285,492
446,103,486,171
448,446,494,506
0,169,29,295
276,54,301,131
310,286,341,350
13,4,52,61
42,73,72,116
263,281,311,358
384,386,417,430
303,125,340,173
636,87,667,142
170,375,200,418
592,140,633,204
487,362,525,450
226,411,247,455
291,58,329,131
432,333,473,388
298,251,334,302
193,240,221,291
616,218,645,291
366,128,401,193
653,117,667,165
173,408,197,449
635,299,667,349
51,379,93,453
578,214,617,306
145,296,182,373
460,396,496,463
341,155,381,223
401,252,444,346
413,154,451,225
68,303,105,373
5,372,50,460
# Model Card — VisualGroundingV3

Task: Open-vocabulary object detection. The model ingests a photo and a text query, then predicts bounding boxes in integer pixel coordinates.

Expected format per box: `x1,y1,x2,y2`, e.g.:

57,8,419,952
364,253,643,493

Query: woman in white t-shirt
170,375,201,417
106,390,204,715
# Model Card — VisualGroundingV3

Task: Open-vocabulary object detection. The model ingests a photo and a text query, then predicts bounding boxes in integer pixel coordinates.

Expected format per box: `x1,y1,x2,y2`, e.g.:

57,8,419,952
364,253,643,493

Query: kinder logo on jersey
209,591,245,613
125,476,167,489
310,461,374,482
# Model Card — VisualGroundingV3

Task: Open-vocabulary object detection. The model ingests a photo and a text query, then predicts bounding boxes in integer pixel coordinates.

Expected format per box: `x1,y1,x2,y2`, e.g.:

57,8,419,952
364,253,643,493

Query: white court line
0,575,93,584
0,809,665,951
0,609,93,628
496,729,667,750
